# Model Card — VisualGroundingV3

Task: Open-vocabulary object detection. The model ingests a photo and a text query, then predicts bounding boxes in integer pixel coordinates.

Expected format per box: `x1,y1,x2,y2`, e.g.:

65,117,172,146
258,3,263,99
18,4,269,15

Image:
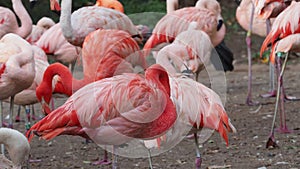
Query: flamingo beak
41,98,51,115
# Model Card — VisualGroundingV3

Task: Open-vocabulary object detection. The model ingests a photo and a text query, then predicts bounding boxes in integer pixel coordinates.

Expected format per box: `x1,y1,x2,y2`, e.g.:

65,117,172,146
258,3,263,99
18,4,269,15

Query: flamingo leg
8,96,14,128
266,52,289,148
15,105,21,122
112,146,118,169
148,149,153,169
194,133,202,169
31,104,38,121
245,2,258,106
0,101,5,155
92,149,112,165
275,53,292,133
24,105,31,131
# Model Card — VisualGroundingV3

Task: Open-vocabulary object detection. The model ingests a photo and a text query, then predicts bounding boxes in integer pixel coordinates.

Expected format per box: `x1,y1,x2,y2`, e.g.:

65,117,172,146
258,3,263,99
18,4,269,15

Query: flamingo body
28,64,177,146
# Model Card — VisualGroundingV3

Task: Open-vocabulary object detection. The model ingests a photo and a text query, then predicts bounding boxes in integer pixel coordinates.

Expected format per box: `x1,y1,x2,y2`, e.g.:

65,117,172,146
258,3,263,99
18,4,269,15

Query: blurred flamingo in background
0,0,32,39
27,64,177,169
26,17,55,44
59,0,140,47
259,1,300,148
0,33,35,128
35,23,81,72
36,29,147,115
95,0,124,13
0,127,30,169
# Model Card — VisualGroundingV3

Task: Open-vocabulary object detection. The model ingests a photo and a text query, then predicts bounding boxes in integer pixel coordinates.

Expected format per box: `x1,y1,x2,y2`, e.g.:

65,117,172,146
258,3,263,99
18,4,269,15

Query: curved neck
41,63,89,99
60,0,75,45
12,0,33,38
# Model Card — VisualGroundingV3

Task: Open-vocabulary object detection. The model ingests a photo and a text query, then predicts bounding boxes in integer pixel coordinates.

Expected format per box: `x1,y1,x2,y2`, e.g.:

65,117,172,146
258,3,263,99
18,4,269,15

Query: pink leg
15,106,21,122
274,56,292,133
245,3,259,106
194,133,202,169
92,150,111,165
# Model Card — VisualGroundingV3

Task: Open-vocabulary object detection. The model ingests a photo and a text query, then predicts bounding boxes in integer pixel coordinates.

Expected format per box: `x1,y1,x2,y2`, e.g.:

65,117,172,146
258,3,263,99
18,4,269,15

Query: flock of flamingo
0,0,299,168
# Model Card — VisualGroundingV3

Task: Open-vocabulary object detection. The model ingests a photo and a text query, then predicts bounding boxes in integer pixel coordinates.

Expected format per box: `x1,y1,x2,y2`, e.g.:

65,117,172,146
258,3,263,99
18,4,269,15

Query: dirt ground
3,0,300,169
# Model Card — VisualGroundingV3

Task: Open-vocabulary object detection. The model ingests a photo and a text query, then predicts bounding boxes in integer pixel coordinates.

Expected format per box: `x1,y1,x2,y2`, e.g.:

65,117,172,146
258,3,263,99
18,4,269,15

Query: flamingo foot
275,126,293,134
1,122,8,127
284,95,299,101
266,134,279,149
195,157,202,169
15,115,21,122
261,90,277,98
246,97,259,106
92,159,112,165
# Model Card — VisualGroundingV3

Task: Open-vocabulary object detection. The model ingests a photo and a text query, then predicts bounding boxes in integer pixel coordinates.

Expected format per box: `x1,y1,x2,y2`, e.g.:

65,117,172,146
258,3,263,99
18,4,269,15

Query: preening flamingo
26,17,55,44
59,0,140,47
145,75,236,169
35,23,81,72
0,33,35,128
0,127,30,169
155,29,213,80
0,0,32,39
259,1,300,148
27,64,177,168
36,29,147,115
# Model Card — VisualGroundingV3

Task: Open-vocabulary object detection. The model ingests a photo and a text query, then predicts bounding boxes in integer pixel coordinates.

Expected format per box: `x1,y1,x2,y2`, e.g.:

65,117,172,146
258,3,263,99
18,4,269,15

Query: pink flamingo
26,17,55,44
7,46,60,128
0,0,32,39
236,0,291,105
260,1,300,148
155,29,213,80
59,0,140,47
0,127,30,169
0,33,35,128
36,29,147,115
145,75,236,169
95,0,124,13
35,23,81,72
27,64,177,169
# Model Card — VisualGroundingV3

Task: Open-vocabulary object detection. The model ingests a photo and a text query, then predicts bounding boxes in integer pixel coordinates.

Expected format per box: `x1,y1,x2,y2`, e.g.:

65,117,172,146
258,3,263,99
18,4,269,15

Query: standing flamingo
0,33,35,128
59,0,140,47
259,1,300,148
36,29,147,115
145,75,236,169
0,127,30,169
27,64,177,169
236,0,291,105
26,17,55,44
0,0,32,39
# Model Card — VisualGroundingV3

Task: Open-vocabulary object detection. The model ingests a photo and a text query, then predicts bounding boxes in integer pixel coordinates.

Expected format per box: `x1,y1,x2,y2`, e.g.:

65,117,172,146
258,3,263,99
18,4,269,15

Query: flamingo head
50,0,61,11
95,0,124,13
36,83,53,115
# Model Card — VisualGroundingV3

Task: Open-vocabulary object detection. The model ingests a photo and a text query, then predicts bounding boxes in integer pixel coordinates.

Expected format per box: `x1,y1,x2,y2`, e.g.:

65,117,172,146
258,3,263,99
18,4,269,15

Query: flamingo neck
60,0,75,45
12,0,32,38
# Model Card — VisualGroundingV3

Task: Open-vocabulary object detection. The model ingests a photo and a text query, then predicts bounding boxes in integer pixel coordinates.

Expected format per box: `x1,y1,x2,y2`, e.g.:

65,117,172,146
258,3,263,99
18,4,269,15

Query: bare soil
3,0,300,169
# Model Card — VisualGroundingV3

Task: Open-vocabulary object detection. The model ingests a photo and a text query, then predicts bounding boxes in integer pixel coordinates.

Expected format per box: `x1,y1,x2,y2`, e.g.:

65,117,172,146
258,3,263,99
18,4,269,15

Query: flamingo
35,23,81,72
0,127,30,169
155,29,213,81
36,29,147,115
0,33,35,129
259,1,300,148
0,0,32,39
59,0,140,47
145,75,236,169
26,17,55,44
236,0,291,105
27,64,177,169
5,46,59,129
95,0,124,13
